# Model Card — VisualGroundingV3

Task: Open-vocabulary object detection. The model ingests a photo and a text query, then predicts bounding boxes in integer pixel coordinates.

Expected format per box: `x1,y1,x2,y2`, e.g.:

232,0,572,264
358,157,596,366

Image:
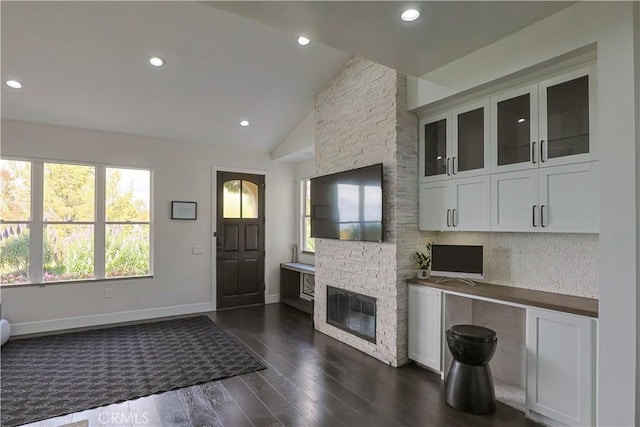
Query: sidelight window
301,178,315,253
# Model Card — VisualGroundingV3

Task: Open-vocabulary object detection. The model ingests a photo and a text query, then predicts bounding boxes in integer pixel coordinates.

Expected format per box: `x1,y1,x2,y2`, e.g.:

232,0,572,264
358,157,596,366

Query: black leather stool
445,324,497,415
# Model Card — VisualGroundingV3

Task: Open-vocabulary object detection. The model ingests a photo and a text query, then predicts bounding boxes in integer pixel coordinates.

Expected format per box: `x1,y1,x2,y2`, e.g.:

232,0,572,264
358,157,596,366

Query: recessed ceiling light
5,80,22,89
149,57,165,67
297,36,311,46
401,9,420,22
240,120,250,127
518,118,526,123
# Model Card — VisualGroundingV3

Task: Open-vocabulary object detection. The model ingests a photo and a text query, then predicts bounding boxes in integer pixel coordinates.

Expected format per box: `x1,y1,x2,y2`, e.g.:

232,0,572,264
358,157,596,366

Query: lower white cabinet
419,175,490,232
526,308,595,426
418,182,448,231
408,285,442,371
538,162,599,233
492,162,599,233
491,169,538,232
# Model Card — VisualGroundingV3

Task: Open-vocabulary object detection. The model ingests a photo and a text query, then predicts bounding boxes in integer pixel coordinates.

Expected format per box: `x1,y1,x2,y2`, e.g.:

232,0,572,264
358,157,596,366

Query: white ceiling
1,1,574,154
0,1,350,153
209,1,575,78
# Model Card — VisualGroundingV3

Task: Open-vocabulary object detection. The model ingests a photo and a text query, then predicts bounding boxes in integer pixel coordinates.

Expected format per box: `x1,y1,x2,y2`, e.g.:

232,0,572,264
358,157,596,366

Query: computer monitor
430,244,483,280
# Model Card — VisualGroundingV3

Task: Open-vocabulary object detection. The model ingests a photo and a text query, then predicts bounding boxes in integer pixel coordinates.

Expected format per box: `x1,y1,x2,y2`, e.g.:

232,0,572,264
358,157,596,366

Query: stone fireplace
313,57,419,367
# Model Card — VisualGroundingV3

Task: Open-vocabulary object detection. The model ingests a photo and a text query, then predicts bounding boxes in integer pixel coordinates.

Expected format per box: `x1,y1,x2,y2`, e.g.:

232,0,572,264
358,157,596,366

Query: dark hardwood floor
23,304,540,427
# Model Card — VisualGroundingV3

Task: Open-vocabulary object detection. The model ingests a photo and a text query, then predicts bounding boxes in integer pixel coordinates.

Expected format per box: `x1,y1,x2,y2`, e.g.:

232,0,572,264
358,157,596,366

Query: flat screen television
310,163,383,242
431,244,483,280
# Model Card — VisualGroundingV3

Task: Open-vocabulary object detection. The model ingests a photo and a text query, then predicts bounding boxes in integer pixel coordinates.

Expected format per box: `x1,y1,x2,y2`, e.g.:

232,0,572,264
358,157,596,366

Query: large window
0,159,152,285
301,178,315,253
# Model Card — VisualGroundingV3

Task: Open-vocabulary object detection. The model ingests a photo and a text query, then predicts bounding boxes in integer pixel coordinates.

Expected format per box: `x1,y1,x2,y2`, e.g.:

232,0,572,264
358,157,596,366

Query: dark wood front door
216,171,265,309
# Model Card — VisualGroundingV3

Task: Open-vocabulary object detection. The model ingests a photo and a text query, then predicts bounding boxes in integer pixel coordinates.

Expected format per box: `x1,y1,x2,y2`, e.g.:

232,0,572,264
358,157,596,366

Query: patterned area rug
0,316,264,427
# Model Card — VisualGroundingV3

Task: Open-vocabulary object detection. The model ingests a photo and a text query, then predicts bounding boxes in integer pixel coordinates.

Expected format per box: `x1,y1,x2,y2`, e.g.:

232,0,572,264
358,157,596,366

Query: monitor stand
436,277,477,286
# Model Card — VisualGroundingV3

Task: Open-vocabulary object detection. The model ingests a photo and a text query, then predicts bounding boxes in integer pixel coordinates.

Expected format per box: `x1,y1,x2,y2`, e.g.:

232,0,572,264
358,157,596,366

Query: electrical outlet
105,288,113,298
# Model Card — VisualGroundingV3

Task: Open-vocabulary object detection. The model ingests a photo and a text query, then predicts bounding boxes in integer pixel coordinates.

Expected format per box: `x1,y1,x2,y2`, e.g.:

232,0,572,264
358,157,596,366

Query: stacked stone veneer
314,57,418,366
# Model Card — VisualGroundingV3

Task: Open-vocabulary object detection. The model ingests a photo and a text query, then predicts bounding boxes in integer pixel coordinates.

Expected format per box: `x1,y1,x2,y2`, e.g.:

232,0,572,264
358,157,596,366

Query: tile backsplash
421,232,598,298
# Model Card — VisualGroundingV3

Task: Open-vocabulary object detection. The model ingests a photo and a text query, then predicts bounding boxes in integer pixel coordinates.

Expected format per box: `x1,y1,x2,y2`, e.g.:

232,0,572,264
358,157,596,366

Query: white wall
0,119,295,333
409,3,638,424
271,111,315,161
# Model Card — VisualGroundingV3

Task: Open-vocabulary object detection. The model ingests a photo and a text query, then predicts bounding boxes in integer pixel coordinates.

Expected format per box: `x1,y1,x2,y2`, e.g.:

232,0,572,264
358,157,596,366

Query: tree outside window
43,163,96,282
105,168,151,278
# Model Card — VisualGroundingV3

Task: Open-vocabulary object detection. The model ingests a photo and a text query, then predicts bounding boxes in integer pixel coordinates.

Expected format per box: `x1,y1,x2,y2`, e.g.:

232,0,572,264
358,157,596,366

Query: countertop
280,262,316,275
407,277,598,318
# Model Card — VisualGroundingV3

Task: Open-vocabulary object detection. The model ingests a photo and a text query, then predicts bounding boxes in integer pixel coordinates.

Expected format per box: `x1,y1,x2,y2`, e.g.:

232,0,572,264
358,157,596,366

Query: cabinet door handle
532,141,536,164
541,205,546,227
446,209,451,227
540,140,545,163
532,205,537,227
452,208,457,227
446,158,451,176
452,157,457,175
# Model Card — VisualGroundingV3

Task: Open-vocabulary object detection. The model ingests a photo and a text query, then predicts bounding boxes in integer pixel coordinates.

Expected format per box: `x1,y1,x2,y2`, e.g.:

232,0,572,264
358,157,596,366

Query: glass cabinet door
456,108,484,172
539,70,591,165
491,84,538,173
452,100,489,178
421,113,449,181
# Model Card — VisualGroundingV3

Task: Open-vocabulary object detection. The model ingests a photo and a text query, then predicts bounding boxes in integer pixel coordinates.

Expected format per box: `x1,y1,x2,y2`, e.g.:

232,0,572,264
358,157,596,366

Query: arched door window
223,180,259,219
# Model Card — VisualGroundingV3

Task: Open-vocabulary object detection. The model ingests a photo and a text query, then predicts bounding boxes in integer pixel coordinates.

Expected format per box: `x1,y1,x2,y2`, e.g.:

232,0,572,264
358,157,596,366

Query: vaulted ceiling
1,1,574,154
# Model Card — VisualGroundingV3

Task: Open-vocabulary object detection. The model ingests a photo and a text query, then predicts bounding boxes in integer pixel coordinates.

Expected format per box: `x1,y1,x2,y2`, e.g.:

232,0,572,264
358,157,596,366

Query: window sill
0,275,154,288
301,251,315,256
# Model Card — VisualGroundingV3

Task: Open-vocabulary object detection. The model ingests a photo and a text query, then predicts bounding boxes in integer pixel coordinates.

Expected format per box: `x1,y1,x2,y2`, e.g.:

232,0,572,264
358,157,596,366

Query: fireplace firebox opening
326,286,376,343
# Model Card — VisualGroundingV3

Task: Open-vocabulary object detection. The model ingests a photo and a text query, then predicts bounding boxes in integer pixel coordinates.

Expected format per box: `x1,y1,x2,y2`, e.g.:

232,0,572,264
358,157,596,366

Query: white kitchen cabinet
418,66,599,234
538,162,599,233
419,176,490,232
491,170,539,232
526,308,595,427
420,112,450,182
491,66,595,175
450,100,491,179
492,162,598,233
490,84,539,174
538,67,596,167
449,175,491,231
419,182,448,231
408,285,442,372
420,100,490,183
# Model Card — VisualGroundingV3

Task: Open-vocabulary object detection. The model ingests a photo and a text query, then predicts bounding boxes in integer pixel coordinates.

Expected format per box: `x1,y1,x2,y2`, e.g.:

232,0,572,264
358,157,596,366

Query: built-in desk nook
407,277,598,427
280,262,315,315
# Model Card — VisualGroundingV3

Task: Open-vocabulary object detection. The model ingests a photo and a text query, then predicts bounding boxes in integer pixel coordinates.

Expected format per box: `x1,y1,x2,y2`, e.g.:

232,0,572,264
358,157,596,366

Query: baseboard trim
10,302,216,336
268,293,280,304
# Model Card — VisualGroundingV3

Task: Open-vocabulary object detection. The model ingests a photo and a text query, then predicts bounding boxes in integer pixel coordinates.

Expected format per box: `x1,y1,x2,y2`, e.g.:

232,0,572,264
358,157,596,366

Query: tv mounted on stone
310,163,383,243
